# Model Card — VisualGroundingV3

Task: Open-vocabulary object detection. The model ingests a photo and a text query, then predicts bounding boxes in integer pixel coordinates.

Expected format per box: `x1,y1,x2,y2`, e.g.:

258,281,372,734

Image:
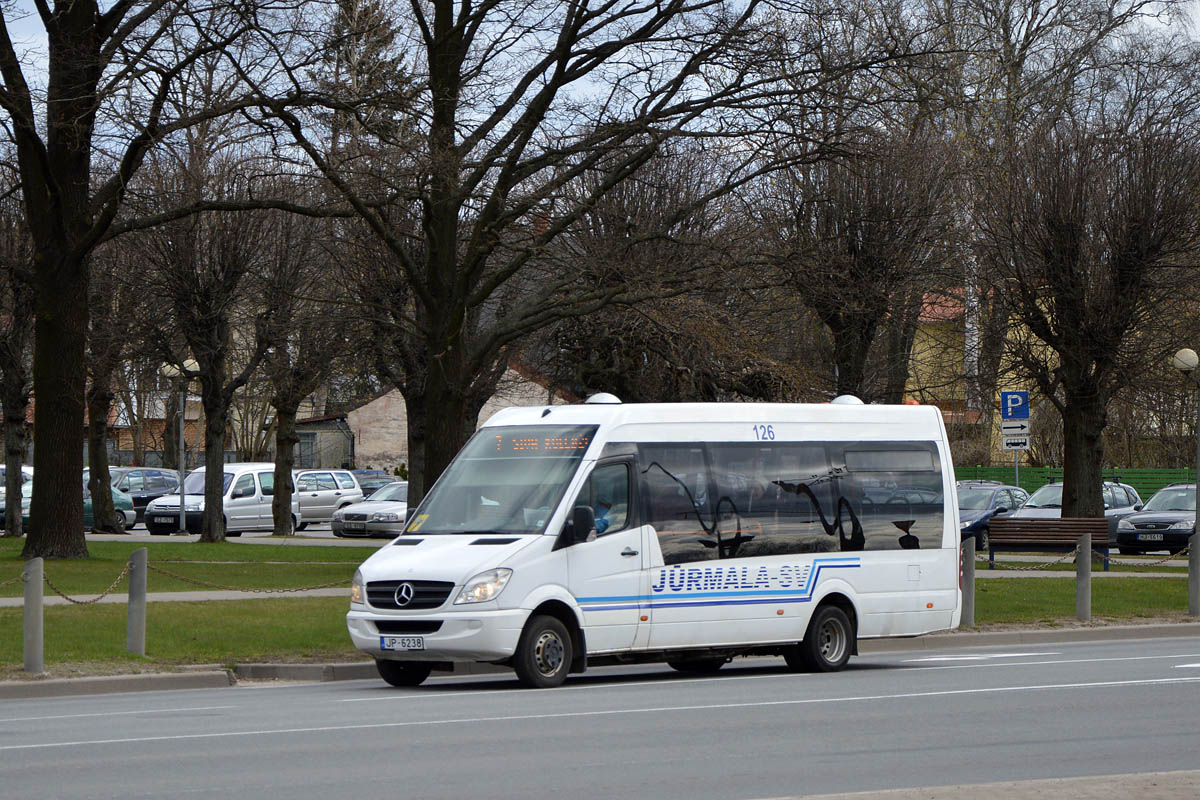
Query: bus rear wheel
784,605,853,673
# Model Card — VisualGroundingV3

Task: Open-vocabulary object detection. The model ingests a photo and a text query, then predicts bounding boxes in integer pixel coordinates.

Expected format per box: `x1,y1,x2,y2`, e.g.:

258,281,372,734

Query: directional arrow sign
1000,420,1030,435
1002,436,1030,451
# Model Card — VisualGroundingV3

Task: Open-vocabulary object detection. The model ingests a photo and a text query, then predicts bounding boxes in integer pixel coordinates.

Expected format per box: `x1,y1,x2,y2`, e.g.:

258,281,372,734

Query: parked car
1114,483,1195,555
17,478,135,533
292,468,364,529
145,463,301,536
83,467,180,525
0,465,33,529
0,464,33,498
331,481,408,538
1010,480,1142,540
351,469,395,496
956,480,1029,551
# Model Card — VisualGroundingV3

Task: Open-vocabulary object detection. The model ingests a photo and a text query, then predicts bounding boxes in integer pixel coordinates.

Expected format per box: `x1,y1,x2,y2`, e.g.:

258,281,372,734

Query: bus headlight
350,570,364,604
455,568,512,604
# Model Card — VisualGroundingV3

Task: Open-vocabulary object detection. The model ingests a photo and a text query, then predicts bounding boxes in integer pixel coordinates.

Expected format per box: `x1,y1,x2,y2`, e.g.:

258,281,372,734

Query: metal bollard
24,557,43,674
127,548,147,656
960,542,975,628
1189,532,1199,617
1076,535,1091,622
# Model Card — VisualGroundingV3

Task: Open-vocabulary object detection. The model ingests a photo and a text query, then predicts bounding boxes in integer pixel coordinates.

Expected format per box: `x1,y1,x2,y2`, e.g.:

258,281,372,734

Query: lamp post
160,360,198,536
1171,347,1200,616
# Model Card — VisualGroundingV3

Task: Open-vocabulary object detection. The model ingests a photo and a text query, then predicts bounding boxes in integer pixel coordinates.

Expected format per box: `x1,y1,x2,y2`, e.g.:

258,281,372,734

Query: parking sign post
1000,392,1030,486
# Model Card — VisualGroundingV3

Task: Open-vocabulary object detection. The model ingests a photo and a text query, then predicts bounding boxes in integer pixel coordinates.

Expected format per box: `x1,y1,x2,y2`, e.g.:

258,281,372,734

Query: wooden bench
986,517,1111,571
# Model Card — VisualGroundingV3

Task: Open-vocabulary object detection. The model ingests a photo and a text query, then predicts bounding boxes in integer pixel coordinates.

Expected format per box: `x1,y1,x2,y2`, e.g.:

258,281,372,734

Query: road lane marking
0,705,236,724
4,675,1200,752
903,652,1059,662
904,652,1200,671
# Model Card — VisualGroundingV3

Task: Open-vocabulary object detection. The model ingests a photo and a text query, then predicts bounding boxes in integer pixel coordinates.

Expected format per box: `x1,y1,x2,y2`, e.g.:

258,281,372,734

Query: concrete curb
0,669,236,699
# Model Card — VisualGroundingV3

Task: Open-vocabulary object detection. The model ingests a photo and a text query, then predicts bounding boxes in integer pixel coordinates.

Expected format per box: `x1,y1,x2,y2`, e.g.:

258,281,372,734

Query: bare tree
133,178,275,542
258,205,359,536
765,133,956,401
975,118,1200,515
0,1,304,557
84,243,146,533
253,0,925,502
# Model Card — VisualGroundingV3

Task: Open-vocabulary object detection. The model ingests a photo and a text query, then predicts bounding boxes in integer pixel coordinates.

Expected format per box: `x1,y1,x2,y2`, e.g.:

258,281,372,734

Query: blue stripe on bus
575,559,859,609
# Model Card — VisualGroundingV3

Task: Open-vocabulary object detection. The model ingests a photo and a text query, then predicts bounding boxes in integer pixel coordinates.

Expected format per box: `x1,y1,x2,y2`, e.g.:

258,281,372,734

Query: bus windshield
405,425,597,535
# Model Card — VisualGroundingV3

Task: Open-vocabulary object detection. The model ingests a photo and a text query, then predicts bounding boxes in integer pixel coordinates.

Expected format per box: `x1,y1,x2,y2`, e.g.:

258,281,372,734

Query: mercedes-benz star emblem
394,582,415,607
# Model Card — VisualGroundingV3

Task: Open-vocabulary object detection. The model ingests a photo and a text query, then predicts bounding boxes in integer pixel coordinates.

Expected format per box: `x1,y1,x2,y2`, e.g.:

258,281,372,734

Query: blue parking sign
1001,391,1029,420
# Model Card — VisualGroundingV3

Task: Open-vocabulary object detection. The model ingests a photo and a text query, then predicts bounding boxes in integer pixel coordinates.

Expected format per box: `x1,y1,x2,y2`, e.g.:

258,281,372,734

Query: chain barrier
976,545,1082,571
1,572,24,589
42,563,131,605
145,562,348,593
979,543,1193,572
1104,543,1191,568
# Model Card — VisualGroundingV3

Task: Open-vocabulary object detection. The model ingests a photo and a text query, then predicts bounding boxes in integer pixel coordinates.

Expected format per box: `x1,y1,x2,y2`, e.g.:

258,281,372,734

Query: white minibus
347,396,962,688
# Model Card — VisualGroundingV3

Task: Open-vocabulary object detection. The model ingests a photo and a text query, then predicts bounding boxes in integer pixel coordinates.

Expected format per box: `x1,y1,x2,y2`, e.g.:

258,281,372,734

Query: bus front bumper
346,608,527,662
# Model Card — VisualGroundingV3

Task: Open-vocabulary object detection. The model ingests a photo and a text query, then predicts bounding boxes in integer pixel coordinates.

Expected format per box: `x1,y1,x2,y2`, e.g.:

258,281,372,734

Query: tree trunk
829,317,879,399
199,372,229,543
86,382,117,532
1060,392,1107,518
272,404,299,535
23,248,89,559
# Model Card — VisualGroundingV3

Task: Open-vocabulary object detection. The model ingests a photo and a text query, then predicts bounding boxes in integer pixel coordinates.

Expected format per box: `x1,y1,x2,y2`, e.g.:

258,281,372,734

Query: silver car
331,481,408,538
293,469,365,529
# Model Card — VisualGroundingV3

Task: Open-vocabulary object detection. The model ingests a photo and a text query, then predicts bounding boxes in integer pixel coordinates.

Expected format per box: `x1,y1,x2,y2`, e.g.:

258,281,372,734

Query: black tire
513,614,572,688
296,521,308,531
784,605,854,673
667,656,727,674
975,527,988,551
1118,547,1138,555
226,531,242,538
112,513,127,534
375,659,433,687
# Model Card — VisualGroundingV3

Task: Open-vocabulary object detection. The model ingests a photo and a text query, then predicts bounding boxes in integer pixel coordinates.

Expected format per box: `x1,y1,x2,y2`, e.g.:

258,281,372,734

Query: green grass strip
0,538,377,596
0,597,361,678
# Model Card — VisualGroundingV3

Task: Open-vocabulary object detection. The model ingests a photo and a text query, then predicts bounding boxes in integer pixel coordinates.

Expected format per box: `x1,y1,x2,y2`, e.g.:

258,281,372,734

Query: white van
145,462,302,536
347,398,962,688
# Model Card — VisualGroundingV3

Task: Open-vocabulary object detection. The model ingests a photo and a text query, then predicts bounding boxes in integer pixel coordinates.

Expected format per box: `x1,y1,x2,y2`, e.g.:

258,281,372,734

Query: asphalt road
4,637,1200,799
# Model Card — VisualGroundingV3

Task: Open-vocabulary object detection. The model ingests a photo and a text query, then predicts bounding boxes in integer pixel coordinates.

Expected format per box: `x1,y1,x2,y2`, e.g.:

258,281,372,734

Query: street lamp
160,359,198,536
1171,348,1200,616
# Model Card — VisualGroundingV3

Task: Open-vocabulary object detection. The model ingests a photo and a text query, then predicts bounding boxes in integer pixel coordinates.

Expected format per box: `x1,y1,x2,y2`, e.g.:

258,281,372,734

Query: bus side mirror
568,505,596,544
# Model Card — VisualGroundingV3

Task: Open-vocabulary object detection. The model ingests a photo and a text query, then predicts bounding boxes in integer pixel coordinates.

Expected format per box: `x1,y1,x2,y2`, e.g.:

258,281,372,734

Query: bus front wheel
513,614,572,688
